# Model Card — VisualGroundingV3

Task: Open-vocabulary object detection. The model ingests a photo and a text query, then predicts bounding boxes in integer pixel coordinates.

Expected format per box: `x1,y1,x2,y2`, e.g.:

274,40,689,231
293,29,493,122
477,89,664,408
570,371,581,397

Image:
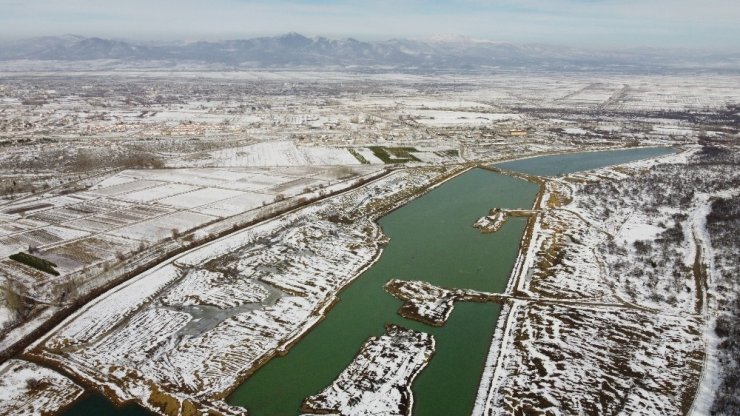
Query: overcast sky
1,0,738,50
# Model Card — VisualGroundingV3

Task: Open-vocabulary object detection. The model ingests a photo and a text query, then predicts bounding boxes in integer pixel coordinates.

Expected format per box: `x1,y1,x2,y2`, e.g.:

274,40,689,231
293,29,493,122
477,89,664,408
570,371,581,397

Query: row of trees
706,192,740,415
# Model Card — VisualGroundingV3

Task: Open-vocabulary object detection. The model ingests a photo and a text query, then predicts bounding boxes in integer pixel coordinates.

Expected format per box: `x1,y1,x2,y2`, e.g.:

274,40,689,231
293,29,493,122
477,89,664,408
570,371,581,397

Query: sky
1,0,739,50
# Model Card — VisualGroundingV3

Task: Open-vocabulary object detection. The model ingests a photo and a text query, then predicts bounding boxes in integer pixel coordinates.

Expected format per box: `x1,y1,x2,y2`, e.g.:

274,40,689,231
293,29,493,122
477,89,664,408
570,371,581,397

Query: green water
227,169,538,415
61,146,675,416
495,146,674,177
58,392,149,416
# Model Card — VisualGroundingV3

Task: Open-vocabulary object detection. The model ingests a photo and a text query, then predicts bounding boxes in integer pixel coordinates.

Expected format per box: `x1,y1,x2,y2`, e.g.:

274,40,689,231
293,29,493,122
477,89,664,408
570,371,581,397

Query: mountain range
1,33,737,71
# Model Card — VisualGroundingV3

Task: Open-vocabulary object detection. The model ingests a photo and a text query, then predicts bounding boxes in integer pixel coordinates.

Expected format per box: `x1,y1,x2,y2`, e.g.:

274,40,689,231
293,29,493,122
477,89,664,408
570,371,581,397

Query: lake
62,146,673,415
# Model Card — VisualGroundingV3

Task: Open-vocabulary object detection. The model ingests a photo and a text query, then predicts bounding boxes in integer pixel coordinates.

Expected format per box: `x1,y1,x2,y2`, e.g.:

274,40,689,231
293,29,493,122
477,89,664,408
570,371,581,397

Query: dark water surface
59,392,150,416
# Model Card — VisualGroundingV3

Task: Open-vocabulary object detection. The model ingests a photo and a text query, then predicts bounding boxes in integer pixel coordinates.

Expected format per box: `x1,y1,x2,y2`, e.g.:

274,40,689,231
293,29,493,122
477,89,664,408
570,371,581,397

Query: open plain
0,67,737,415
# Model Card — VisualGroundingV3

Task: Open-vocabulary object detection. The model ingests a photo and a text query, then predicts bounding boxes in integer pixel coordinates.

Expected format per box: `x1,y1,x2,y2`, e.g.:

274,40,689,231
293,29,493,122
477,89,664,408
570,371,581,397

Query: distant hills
1,33,738,72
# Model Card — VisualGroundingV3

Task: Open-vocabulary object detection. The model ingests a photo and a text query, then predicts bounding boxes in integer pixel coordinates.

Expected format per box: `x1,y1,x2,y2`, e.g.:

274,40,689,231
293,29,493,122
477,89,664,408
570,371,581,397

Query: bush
348,148,369,164
9,252,59,276
330,166,356,179
3,279,32,319
119,153,165,169
26,378,42,389
368,146,420,164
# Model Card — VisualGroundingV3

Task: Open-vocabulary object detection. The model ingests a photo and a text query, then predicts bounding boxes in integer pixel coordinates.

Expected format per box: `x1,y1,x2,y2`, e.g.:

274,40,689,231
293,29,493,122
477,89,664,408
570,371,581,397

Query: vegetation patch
71,151,165,171
368,146,420,164
329,166,357,179
435,149,459,157
9,252,60,276
347,148,369,164
385,146,419,158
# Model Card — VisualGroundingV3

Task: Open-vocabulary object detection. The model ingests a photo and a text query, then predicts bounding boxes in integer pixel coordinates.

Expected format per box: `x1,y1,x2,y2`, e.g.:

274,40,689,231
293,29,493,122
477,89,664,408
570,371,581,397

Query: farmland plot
168,141,362,168
27,166,459,415
0,163,382,360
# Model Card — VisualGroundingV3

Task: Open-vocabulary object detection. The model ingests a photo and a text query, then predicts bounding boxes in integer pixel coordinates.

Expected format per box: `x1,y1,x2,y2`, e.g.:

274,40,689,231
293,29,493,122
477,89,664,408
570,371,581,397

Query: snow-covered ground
475,145,739,415
0,164,382,362
302,325,435,416
384,279,505,327
473,208,535,234
0,359,84,416
486,302,703,415
1,165,375,279
0,166,373,281
1,70,737,415
168,141,363,168
385,280,459,327
403,110,520,126
0,305,11,333
26,166,461,414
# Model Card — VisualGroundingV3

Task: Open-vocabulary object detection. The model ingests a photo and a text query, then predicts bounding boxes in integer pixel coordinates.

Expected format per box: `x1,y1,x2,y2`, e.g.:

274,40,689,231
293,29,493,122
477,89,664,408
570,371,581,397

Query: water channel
496,146,675,177
61,146,673,416
228,169,537,415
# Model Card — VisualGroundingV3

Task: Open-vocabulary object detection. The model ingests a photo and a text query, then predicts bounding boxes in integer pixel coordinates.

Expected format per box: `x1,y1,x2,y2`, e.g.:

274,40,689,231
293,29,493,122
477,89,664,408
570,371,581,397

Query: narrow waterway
61,146,673,416
227,169,538,415
495,146,675,177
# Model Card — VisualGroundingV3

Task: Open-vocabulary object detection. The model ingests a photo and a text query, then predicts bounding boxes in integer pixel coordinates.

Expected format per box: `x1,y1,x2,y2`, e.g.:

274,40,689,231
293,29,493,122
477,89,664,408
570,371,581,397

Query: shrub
368,146,420,164
9,252,59,276
348,148,369,164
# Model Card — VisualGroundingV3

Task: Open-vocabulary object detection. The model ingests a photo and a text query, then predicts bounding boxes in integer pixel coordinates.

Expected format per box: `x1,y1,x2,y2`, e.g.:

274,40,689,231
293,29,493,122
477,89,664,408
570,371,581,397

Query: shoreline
470,165,546,415
1,167,392,362
18,146,683,415
484,143,677,167
222,163,472,404
471,144,711,415
25,164,470,415
470,146,675,414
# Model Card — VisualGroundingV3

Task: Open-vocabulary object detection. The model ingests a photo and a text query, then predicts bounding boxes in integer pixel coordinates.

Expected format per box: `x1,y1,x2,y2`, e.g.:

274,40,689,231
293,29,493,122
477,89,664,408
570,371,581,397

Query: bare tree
3,279,32,320
54,278,80,304
330,166,356,179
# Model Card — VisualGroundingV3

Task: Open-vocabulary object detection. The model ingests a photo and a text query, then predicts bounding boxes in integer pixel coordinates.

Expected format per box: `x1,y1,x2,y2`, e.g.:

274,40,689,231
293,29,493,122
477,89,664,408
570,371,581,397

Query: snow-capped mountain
1,33,737,71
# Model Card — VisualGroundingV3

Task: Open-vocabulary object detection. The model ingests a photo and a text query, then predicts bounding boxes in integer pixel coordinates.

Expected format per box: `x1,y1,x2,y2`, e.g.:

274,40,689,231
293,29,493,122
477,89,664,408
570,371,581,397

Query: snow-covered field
302,325,435,416
475,145,739,415
0,163,382,363
403,110,520,126
1,70,737,415
26,166,461,414
0,165,378,281
0,359,84,415
486,302,703,415
168,141,363,168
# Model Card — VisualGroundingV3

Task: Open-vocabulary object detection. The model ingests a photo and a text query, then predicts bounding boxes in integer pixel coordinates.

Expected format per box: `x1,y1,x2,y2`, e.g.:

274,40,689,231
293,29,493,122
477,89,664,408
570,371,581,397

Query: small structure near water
473,208,537,233
384,279,507,326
